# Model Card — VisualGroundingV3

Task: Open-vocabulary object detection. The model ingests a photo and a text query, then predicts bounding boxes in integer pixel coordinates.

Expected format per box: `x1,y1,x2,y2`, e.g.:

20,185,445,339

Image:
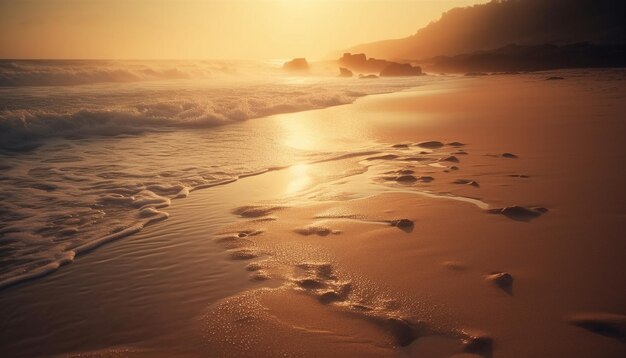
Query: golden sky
0,0,487,60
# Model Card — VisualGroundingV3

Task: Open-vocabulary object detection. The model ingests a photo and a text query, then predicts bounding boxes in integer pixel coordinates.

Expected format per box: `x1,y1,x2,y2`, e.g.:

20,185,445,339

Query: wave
0,60,261,87
0,88,364,150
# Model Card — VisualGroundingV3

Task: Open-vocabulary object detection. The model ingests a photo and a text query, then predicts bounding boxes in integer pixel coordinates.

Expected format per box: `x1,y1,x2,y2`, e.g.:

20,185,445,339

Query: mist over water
0,59,427,289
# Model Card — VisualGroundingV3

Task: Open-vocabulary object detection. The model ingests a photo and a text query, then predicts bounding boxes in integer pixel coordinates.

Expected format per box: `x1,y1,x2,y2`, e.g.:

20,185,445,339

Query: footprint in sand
453,179,480,187
389,219,415,233
228,248,260,260
442,261,468,271
459,330,494,356
416,141,445,149
488,206,548,221
440,155,460,163
294,223,341,236
568,313,626,341
292,262,352,304
448,142,466,147
485,272,514,294
232,205,284,218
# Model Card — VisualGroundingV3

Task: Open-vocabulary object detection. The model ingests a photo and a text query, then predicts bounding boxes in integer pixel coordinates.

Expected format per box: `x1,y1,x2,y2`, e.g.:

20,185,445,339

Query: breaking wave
0,60,425,150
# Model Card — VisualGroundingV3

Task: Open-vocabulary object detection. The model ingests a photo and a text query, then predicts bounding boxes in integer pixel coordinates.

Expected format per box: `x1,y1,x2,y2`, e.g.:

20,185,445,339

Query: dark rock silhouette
338,67,353,77
425,43,626,73
380,63,423,77
339,53,391,73
282,58,309,73
340,53,422,77
347,0,625,63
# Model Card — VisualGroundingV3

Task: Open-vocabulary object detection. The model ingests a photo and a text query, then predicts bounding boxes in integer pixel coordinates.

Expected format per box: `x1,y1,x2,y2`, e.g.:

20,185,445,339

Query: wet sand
199,73,626,357
1,72,625,357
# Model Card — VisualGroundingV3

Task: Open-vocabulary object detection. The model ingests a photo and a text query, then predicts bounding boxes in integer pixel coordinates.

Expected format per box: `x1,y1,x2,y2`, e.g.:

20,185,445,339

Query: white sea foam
0,61,423,150
0,59,430,290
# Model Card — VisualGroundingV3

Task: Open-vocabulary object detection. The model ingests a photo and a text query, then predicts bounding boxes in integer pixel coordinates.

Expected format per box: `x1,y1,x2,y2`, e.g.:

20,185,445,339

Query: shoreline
1,71,625,357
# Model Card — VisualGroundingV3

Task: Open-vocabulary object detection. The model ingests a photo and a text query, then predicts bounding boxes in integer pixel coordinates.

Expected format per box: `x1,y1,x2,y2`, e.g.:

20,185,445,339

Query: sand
2,72,625,357
196,73,626,357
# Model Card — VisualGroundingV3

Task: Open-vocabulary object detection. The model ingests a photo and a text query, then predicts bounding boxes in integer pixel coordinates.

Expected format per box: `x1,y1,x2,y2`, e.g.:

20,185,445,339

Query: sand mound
367,154,400,161
416,141,445,149
232,205,284,218
294,223,340,236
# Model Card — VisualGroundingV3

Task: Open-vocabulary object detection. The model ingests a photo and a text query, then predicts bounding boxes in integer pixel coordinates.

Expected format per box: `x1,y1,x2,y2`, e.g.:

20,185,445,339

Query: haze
0,0,486,60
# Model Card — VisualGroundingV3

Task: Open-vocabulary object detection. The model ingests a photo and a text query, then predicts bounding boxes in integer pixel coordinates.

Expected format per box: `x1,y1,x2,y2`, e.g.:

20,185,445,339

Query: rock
359,74,378,79
501,152,518,158
380,63,423,77
339,53,391,73
465,72,488,76
338,67,353,77
283,58,309,73
546,76,564,80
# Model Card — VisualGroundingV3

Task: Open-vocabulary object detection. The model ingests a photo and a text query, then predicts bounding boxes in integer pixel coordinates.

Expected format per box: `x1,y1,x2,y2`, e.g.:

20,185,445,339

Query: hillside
346,0,625,61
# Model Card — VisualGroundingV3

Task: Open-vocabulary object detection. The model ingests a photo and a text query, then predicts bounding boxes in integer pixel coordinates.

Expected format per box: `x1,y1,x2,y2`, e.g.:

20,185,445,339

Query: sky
0,0,487,60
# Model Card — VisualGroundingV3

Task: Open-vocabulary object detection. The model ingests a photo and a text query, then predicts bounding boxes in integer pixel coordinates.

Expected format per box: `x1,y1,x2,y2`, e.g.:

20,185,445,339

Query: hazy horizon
0,0,487,60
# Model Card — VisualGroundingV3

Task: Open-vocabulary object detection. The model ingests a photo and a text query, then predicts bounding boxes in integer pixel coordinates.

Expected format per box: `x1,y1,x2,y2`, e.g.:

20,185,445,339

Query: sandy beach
2,71,624,357
197,72,626,357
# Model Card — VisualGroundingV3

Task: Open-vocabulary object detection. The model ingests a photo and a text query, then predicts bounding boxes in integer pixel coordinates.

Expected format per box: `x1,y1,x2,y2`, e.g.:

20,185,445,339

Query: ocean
0,59,427,290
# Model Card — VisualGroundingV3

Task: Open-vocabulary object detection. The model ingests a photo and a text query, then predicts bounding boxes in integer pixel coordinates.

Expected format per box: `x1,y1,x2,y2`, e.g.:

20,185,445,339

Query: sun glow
0,0,487,59
286,163,312,194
